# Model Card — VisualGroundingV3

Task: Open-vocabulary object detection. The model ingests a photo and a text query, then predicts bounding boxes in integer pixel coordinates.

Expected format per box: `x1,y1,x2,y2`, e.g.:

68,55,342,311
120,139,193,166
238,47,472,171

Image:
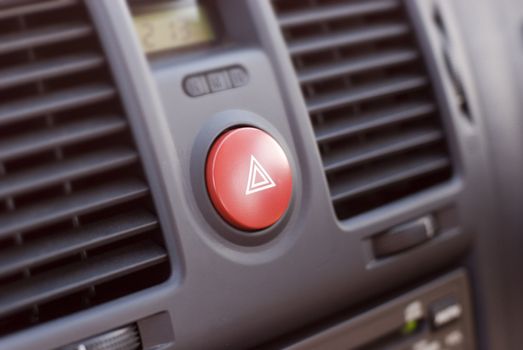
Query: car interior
0,0,522,349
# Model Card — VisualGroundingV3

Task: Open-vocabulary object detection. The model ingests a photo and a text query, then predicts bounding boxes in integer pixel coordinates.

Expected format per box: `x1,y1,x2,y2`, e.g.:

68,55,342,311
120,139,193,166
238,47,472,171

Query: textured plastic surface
206,127,293,231
0,0,519,349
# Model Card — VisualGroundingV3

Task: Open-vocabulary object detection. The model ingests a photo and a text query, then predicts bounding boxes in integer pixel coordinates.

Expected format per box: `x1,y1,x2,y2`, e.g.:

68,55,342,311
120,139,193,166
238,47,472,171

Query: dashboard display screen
133,1,215,54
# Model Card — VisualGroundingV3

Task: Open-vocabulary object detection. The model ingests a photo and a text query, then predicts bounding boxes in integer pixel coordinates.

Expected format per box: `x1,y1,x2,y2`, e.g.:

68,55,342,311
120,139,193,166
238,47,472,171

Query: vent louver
271,0,453,219
0,0,169,335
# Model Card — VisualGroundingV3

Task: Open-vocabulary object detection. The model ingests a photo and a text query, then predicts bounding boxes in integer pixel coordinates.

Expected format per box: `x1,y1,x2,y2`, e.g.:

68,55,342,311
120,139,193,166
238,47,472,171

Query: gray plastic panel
0,0,517,349
444,0,523,348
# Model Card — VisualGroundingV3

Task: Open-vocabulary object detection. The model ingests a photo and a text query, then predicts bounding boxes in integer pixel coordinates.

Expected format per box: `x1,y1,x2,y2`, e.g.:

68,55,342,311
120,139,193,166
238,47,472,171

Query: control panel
259,270,474,350
67,0,483,349
0,0,519,348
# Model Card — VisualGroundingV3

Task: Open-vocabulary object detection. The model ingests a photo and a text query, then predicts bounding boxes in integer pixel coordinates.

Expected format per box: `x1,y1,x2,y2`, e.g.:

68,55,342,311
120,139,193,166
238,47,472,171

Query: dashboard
0,0,522,349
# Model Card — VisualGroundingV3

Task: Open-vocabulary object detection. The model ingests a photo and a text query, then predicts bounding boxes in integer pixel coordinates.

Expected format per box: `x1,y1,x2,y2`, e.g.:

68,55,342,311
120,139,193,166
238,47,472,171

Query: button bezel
190,110,298,246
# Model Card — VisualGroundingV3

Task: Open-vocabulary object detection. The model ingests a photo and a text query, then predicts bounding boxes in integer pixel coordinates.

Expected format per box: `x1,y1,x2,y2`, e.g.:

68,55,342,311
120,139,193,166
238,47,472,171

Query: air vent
271,0,453,219
0,0,169,335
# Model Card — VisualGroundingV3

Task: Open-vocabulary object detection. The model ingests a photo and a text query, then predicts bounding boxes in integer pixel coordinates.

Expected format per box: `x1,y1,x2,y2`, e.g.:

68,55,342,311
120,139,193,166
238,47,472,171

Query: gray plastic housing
0,0,520,349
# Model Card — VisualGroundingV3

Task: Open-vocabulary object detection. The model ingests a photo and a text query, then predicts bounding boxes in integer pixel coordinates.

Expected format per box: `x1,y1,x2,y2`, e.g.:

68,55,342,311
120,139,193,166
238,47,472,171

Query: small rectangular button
206,71,232,92
444,329,465,348
430,297,463,328
373,216,436,258
412,339,443,350
228,67,249,87
184,75,210,97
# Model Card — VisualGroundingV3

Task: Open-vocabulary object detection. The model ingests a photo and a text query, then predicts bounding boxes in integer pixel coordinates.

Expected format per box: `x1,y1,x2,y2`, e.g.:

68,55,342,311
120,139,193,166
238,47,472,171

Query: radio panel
260,270,474,350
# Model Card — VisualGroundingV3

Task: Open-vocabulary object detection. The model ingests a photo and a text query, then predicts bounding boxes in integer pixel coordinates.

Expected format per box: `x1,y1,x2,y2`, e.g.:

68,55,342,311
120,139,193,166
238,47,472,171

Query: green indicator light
401,320,418,335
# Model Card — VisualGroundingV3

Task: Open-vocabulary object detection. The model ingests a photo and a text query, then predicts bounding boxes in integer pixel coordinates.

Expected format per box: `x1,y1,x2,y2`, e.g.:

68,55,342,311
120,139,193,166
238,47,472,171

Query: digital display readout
133,2,215,54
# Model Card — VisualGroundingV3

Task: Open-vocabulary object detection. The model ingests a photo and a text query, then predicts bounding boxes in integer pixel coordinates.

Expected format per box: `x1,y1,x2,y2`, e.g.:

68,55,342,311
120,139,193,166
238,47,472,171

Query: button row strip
184,66,249,97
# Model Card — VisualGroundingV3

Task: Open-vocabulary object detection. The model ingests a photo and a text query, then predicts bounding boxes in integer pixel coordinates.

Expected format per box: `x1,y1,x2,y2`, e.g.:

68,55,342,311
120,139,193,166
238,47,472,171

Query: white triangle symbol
245,155,276,195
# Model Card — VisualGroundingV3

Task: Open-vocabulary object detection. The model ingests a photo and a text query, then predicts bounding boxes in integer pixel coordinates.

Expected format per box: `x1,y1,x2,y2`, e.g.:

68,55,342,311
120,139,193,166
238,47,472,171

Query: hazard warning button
206,127,293,231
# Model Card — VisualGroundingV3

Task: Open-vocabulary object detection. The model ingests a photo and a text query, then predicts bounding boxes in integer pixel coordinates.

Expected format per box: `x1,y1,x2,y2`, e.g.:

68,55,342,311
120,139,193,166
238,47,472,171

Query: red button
206,127,293,231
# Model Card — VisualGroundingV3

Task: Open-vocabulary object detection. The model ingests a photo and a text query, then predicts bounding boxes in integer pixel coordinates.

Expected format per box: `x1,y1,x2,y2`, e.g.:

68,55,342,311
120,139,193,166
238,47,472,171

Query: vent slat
0,84,116,126
0,53,104,89
331,155,450,203
0,242,167,317
324,128,443,173
0,0,78,20
0,211,158,278
316,101,436,144
0,23,92,55
0,148,138,199
307,75,428,114
278,0,399,28
0,115,126,162
0,179,149,240
288,23,409,56
299,49,418,84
